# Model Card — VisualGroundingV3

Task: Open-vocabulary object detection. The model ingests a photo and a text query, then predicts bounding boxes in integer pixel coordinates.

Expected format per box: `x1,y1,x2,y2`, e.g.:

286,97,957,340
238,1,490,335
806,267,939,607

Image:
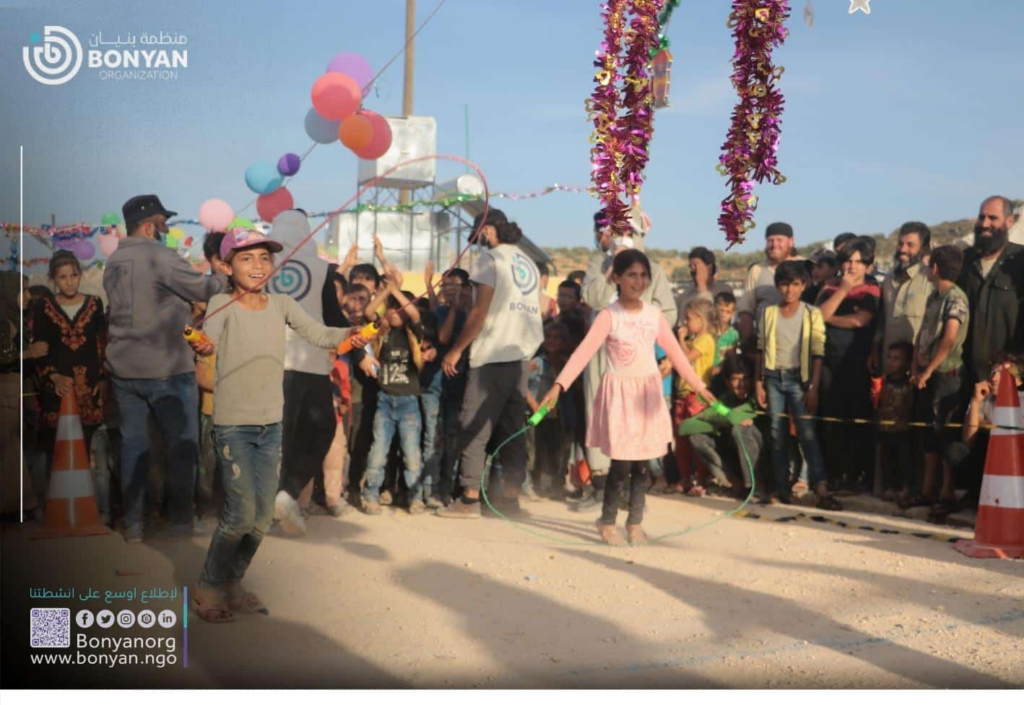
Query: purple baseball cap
220,227,284,262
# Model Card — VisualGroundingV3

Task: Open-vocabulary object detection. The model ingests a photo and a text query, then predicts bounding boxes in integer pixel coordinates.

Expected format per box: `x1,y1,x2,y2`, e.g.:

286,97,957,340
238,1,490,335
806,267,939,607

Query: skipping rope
479,400,759,547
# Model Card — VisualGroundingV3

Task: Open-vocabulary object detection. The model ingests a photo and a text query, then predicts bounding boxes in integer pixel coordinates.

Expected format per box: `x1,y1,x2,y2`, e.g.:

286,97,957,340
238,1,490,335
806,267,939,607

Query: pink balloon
98,233,120,257
311,73,361,122
199,199,235,232
256,187,295,223
354,111,393,161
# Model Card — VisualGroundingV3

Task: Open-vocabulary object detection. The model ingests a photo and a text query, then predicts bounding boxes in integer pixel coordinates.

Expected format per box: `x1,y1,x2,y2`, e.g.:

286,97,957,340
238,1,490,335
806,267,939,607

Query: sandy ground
3,492,1023,689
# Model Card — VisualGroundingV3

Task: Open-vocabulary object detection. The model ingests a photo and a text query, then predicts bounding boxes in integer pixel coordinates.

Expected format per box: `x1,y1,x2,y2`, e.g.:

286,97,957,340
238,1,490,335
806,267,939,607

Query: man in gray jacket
103,195,226,542
577,209,676,510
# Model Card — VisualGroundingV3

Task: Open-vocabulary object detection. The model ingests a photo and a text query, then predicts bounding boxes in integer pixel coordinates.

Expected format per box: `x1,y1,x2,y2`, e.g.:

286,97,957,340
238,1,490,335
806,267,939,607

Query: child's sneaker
275,491,307,536
424,496,444,509
408,499,427,515
361,498,383,516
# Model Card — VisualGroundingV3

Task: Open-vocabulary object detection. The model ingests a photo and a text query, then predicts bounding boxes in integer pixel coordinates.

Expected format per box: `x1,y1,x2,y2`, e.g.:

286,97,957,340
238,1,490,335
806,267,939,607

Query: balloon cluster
587,0,665,235
210,51,394,231
717,0,790,247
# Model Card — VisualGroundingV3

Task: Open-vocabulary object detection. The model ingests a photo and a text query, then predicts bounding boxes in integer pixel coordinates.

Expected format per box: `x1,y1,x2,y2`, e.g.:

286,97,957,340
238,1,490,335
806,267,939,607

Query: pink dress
555,301,706,461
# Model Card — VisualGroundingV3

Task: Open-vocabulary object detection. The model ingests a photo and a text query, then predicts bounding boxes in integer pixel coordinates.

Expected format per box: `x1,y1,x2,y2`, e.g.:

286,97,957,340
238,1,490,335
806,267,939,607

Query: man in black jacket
957,195,1023,388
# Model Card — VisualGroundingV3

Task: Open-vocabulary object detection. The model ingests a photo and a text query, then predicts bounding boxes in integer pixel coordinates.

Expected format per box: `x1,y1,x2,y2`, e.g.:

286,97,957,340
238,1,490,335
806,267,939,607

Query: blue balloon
304,107,340,145
245,161,284,195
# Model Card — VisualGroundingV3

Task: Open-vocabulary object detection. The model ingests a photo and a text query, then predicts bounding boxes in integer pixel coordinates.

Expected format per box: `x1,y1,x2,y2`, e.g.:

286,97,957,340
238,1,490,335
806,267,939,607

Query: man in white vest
269,209,344,536
437,210,544,518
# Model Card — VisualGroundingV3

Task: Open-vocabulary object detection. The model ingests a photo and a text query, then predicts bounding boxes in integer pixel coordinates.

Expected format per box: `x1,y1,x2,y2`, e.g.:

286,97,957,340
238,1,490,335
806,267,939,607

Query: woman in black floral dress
33,251,108,473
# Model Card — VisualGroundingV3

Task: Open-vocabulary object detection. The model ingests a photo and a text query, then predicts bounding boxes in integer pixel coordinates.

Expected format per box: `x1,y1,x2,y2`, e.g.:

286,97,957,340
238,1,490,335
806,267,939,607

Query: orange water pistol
337,321,381,355
182,326,211,346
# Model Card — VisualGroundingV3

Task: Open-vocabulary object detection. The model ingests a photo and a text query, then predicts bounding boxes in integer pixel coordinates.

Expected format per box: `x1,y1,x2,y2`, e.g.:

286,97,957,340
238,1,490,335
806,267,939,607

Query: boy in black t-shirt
360,269,426,515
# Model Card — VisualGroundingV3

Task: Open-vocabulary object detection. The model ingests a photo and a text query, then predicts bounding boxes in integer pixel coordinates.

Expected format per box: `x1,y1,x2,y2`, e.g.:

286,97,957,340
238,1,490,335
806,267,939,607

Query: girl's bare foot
595,521,625,546
626,524,649,545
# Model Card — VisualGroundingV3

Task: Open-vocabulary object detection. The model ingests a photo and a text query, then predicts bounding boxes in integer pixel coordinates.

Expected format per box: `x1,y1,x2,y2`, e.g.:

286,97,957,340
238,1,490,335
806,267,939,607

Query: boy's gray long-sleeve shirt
103,237,227,379
204,293,349,426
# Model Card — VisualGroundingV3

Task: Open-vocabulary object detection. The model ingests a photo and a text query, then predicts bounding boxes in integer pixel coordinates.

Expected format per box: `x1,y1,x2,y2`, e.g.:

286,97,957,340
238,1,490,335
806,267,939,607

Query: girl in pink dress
539,250,716,545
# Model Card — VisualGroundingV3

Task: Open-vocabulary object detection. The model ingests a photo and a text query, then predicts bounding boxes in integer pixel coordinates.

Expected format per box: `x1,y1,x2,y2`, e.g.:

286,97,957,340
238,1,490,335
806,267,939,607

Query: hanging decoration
587,0,666,236
652,48,673,108
649,0,681,57
716,0,791,247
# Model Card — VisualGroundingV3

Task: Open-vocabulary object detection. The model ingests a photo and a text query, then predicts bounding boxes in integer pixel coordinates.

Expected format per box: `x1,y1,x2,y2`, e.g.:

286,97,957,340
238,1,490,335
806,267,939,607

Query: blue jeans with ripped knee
362,393,423,503
199,423,281,587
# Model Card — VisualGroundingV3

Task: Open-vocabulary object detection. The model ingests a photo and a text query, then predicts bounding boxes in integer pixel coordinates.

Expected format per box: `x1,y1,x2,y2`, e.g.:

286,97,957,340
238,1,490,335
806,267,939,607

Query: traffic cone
571,445,592,489
32,390,109,539
954,369,1024,559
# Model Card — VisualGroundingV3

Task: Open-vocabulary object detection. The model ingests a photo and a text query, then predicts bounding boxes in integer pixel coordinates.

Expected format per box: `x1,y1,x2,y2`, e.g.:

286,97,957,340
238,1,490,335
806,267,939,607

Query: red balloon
354,111,394,161
311,73,361,121
339,114,374,151
257,187,295,223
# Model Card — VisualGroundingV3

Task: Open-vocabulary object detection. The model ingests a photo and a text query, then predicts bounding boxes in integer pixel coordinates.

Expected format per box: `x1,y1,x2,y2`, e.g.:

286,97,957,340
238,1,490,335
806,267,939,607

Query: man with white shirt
437,211,544,518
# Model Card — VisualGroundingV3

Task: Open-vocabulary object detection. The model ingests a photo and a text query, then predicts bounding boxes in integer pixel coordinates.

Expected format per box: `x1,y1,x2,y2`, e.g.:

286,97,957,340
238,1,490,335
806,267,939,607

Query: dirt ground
3,493,1023,689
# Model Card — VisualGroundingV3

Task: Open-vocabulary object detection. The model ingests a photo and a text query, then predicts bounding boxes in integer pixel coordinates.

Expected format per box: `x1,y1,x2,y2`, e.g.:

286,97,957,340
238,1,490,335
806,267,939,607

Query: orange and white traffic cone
954,369,1024,559
32,390,109,539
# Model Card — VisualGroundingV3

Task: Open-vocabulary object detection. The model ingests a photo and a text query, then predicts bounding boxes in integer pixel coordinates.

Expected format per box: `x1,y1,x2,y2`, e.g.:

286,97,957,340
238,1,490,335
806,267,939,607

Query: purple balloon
277,153,301,177
72,238,95,261
326,52,374,94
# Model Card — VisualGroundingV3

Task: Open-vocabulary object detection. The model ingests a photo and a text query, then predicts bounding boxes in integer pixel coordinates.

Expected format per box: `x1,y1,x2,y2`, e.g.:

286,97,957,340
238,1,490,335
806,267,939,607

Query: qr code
30,608,70,648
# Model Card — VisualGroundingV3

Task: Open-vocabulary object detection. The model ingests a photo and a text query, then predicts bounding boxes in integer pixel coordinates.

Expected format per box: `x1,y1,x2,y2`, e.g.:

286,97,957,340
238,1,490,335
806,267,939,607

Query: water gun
182,326,211,347
528,400,556,426
337,321,381,356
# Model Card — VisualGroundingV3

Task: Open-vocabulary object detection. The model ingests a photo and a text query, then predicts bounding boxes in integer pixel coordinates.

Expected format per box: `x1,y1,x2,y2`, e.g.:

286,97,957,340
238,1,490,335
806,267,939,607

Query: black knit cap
765,222,794,238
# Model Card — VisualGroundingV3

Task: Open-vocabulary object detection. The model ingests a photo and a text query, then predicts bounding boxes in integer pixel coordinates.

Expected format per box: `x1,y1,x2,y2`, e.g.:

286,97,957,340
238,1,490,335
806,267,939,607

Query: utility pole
400,0,415,206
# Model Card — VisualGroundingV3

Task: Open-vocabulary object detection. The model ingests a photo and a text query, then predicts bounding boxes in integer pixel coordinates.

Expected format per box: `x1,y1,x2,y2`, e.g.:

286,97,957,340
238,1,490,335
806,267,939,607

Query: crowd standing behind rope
9,194,1024,616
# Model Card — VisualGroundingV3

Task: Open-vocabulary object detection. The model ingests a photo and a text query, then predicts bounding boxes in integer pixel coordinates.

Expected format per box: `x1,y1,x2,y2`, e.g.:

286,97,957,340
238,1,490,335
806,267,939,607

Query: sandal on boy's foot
408,499,427,516
816,494,843,511
595,521,626,546
663,483,685,495
192,596,235,624
435,496,482,519
685,484,707,498
379,490,393,506
424,496,444,510
361,499,383,516
626,524,650,546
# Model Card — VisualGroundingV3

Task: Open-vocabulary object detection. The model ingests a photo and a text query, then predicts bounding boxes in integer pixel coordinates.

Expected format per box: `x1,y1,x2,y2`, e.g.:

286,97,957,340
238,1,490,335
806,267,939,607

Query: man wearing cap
436,210,544,518
103,195,227,542
736,222,803,344
574,209,677,510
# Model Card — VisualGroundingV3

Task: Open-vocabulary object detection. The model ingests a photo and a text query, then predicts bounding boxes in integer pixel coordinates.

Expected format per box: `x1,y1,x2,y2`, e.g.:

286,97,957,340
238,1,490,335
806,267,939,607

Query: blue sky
3,0,1023,261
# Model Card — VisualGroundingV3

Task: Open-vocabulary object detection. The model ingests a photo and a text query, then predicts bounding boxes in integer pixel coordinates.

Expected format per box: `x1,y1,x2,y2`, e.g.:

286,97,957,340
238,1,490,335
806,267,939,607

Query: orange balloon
339,114,374,151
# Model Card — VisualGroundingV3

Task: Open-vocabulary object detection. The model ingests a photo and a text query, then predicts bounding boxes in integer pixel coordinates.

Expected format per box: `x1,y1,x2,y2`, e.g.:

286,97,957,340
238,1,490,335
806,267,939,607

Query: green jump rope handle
528,402,554,426
700,395,731,418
